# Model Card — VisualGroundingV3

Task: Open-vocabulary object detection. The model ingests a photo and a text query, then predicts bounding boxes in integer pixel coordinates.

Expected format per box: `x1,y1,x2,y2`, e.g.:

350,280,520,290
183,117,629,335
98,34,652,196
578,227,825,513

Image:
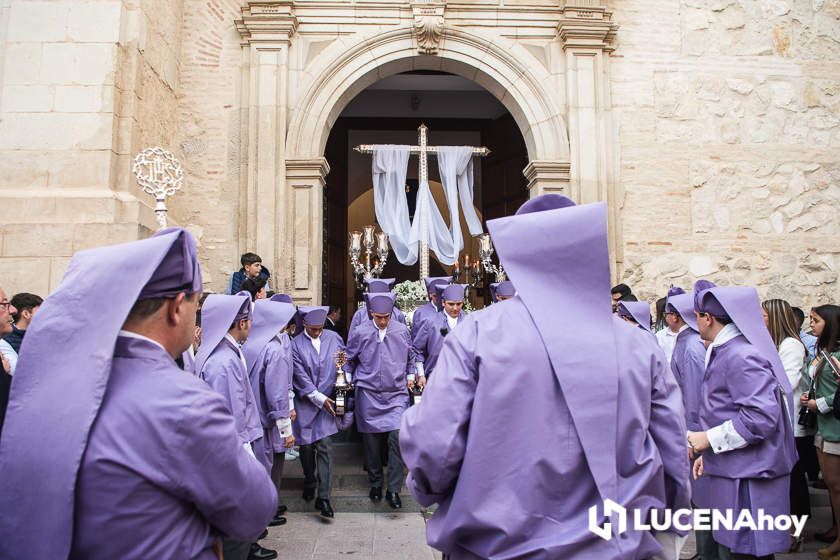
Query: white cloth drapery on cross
371,145,482,266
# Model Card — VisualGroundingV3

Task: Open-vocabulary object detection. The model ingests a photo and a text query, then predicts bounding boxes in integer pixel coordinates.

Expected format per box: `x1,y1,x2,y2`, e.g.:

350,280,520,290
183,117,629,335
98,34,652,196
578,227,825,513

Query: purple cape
487,195,620,502
194,293,250,376
0,228,202,559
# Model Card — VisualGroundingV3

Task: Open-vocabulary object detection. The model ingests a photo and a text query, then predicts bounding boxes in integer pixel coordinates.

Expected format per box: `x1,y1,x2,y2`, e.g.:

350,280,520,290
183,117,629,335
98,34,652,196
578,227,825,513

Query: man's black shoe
258,529,268,540
268,514,286,527
248,543,278,560
276,504,288,516
386,491,402,509
302,487,315,501
369,486,382,502
315,498,335,518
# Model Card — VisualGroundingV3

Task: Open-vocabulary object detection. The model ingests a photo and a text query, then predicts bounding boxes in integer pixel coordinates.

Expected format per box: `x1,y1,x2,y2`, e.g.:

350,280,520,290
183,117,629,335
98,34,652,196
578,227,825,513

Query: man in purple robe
400,195,690,559
617,300,654,333
348,277,406,335
410,276,450,337
687,280,797,559
412,283,466,378
242,298,299,527
0,228,277,560
291,305,345,518
196,293,277,560
345,292,419,509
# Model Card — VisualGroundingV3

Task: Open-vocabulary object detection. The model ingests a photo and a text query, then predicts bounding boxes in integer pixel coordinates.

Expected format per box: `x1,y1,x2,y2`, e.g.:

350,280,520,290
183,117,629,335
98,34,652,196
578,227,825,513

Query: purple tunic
248,337,293,470
401,304,690,559
700,335,794,555
671,328,706,432
290,329,344,445
71,337,276,559
410,302,437,338
412,310,464,375
345,320,415,433
199,338,263,446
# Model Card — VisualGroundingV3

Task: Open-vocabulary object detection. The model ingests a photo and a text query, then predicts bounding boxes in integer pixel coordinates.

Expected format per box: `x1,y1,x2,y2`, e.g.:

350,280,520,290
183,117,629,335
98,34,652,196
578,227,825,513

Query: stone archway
236,1,618,303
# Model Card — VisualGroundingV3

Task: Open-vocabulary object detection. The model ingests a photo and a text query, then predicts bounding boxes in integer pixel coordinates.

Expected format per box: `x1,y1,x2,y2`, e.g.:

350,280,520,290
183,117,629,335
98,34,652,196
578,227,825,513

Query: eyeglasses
0,301,10,311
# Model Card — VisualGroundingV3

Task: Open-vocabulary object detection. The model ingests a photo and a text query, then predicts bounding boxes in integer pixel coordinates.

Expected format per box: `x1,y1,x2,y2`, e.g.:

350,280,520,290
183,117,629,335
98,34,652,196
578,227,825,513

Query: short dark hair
792,306,806,328
611,283,632,297
241,252,262,267
813,304,840,355
328,305,341,314
127,298,167,320
241,277,267,301
10,293,43,322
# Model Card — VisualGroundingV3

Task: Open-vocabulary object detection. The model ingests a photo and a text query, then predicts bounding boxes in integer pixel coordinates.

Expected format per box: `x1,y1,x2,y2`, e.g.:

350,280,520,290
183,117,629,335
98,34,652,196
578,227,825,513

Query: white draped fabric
371,145,482,267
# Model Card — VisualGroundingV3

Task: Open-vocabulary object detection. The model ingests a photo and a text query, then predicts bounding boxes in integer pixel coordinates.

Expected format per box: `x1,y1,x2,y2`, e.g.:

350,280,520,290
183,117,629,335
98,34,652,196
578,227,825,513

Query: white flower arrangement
394,280,427,311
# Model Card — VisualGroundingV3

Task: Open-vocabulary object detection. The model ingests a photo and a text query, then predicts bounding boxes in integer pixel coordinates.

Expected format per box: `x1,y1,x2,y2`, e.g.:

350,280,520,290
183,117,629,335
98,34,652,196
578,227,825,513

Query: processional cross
354,124,489,278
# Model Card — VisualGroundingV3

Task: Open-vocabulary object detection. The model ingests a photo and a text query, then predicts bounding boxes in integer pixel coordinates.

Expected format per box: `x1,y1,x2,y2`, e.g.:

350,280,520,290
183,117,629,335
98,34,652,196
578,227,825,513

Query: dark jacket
228,266,271,295
3,325,25,354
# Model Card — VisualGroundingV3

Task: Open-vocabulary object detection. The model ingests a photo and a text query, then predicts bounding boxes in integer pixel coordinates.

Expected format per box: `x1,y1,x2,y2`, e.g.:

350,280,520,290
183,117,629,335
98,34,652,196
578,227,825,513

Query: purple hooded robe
694,281,797,556
290,318,345,446
345,304,416,434
400,196,690,559
197,294,263,446
0,228,276,560
242,299,297,471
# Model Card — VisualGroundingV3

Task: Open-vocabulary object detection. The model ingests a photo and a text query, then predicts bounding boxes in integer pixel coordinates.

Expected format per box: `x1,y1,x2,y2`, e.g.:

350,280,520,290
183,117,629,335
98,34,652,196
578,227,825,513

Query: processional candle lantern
332,350,353,416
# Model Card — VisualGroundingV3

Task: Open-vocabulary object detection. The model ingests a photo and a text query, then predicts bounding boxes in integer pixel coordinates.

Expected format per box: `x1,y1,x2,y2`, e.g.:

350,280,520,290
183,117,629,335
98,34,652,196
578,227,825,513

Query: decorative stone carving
557,1,618,51
235,0,297,46
411,1,445,55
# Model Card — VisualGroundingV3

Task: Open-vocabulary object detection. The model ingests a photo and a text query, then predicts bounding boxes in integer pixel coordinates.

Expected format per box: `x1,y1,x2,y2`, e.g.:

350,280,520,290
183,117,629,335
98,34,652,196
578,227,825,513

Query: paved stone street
270,442,833,559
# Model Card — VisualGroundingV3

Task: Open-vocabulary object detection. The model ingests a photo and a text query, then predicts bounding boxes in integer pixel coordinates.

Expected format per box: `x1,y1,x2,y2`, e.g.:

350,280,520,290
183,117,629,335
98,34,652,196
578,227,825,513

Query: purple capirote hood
242,299,298,375
194,293,251,375
617,301,653,333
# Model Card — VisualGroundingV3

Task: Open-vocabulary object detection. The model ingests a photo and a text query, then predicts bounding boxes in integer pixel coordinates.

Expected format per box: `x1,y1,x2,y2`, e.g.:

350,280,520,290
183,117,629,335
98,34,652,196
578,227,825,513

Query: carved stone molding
411,1,445,55
557,1,618,51
236,0,298,46
523,161,571,197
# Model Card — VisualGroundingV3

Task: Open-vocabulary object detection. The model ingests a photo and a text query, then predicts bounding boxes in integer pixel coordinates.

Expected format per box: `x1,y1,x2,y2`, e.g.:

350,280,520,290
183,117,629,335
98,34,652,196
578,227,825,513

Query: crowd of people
0,194,838,560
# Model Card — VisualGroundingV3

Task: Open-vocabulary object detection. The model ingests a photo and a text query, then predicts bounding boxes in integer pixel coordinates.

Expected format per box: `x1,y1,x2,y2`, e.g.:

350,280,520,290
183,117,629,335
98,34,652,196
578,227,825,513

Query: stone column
285,158,330,304
557,1,621,266
236,1,297,293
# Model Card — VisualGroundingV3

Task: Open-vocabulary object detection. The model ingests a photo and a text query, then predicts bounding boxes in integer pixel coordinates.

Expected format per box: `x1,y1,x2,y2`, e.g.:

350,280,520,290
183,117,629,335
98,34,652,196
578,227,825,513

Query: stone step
278,440,425,513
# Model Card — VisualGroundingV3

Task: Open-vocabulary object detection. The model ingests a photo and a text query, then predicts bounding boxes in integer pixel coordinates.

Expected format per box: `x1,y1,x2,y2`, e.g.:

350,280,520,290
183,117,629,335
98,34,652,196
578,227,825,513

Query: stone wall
610,0,840,309
0,0,183,296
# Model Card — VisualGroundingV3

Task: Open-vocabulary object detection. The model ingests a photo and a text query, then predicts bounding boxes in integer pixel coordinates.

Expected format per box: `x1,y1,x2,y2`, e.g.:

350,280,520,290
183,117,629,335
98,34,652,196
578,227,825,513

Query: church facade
1,0,838,307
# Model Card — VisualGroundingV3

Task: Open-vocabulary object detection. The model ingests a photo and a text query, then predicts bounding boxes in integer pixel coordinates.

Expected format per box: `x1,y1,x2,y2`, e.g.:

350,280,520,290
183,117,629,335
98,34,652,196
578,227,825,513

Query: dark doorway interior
322,73,528,338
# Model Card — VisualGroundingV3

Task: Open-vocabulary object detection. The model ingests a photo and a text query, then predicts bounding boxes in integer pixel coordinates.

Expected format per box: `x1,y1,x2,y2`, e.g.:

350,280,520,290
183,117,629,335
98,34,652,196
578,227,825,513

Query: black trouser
790,435,814,518
271,452,286,507
300,436,333,499
362,430,405,493
221,538,251,560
